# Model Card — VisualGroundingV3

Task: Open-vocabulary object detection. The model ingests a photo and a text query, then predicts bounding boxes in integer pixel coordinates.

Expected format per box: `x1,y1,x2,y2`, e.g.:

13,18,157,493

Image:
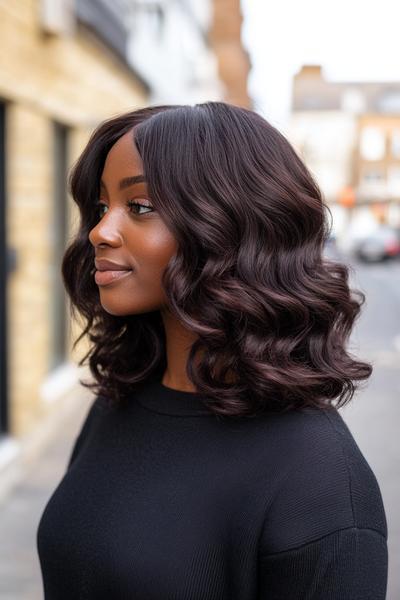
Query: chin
96,292,131,315
100,305,133,317
98,296,162,317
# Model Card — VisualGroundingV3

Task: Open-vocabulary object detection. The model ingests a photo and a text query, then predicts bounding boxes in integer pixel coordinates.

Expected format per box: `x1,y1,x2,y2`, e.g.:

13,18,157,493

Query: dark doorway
0,103,8,433
49,122,69,372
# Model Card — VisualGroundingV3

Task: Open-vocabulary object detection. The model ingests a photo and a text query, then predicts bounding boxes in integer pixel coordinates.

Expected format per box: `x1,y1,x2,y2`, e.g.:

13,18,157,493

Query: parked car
353,225,400,263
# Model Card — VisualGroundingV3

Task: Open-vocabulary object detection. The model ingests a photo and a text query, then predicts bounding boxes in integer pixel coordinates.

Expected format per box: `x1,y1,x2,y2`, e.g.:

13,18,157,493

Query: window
362,169,385,183
378,92,400,113
391,128,400,159
387,165,400,196
359,167,386,197
360,126,386,161
341,89,366,113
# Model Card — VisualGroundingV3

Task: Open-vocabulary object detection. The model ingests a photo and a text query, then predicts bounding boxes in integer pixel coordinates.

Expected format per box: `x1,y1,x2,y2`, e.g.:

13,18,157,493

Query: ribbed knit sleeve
257,409,388,598
258,526,388,599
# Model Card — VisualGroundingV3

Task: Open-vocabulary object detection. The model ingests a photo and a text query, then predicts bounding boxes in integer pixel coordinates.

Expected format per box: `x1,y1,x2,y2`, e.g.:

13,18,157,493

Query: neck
159,308,201,393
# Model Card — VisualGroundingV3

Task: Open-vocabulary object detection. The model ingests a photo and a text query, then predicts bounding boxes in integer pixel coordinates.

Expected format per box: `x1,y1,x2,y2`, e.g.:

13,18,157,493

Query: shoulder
257,407,387,554
66,394,110,469
77,393,111,431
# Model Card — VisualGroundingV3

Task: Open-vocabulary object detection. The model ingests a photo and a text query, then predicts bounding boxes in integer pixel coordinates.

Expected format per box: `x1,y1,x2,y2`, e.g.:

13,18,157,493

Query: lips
94,269,133,286
95,259,132,271
94,258,133,286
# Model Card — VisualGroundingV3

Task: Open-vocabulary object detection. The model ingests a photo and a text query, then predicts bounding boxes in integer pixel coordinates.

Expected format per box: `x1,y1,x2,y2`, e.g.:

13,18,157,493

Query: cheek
97,229,178,316
98,256,177,317
133,228,178,276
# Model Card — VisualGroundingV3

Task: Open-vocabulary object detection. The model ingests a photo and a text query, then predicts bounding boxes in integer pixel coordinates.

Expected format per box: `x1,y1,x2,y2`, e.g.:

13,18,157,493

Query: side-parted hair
62,101,372,418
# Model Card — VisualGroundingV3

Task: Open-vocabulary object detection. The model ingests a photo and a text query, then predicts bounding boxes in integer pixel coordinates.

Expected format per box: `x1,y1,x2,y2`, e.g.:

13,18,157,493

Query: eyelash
96,200,154,218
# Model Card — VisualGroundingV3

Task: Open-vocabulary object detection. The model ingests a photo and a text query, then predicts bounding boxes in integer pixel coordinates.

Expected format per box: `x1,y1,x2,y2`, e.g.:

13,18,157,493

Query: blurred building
127,0,222,104
289,65,400,230
209,0,252,108
0,0,250,494
127,0,251,107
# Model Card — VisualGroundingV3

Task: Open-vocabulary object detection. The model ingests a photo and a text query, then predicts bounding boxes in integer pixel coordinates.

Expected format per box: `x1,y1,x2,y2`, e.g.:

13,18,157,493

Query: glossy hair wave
62,101,372,418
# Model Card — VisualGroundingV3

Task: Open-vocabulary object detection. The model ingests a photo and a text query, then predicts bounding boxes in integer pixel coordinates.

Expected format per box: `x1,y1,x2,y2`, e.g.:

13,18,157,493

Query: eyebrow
100,175,147,191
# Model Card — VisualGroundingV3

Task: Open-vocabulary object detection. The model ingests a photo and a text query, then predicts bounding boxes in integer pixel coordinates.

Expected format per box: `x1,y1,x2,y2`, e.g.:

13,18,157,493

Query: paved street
339,256,400,599
0,254,398,599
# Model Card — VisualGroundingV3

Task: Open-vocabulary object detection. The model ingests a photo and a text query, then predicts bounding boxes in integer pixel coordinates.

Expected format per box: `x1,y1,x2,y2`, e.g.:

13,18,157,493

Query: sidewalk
0,392,93,600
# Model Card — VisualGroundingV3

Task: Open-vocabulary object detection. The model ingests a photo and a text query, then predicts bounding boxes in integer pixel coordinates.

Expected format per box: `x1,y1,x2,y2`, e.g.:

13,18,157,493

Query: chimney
294,65,324,80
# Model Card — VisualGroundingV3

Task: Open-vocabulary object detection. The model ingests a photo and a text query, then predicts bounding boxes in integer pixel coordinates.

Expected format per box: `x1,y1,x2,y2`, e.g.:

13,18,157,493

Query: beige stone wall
7,105,53,435
1,0,149,436
0,1,147,126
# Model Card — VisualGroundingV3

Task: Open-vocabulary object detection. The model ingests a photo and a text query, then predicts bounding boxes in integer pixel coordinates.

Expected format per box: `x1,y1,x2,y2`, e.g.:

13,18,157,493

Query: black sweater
36,379,388,599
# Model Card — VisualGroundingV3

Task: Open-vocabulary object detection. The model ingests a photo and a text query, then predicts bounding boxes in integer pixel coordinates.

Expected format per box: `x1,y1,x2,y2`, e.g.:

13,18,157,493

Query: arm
257,409,388,599
258,526,388,599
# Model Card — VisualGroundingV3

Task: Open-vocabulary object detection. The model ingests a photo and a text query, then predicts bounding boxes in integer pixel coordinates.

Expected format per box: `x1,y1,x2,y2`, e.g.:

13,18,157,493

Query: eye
95,201,107,219
126,200,154,215
95,200,154,219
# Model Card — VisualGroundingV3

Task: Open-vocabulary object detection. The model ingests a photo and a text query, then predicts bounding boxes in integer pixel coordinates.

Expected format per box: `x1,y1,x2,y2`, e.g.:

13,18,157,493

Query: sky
241,0,400,131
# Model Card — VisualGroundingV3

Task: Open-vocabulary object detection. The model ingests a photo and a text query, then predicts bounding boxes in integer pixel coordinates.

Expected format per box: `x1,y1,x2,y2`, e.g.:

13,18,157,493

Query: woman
36,102,388,599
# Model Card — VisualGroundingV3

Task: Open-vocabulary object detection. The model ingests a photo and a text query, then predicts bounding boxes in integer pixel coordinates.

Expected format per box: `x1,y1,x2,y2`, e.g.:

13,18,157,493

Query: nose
88,208,125,248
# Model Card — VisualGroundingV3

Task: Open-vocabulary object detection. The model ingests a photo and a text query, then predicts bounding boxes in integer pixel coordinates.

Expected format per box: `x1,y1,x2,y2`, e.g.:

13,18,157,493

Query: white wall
126,0,223,104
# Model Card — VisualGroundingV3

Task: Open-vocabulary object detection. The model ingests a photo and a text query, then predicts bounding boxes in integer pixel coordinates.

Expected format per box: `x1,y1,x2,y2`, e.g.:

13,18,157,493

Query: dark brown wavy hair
62,101,372,418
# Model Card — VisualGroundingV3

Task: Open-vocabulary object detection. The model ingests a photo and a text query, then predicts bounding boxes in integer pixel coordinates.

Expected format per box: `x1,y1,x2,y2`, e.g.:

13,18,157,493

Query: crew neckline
134,378,214,417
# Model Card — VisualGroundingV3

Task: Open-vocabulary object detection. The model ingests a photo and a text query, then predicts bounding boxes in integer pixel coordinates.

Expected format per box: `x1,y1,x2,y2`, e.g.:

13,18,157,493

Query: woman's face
88,130,178,316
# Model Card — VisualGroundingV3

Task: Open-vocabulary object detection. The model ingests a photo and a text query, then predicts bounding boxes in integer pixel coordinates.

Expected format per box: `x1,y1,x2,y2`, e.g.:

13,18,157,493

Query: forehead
101,130,143,179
